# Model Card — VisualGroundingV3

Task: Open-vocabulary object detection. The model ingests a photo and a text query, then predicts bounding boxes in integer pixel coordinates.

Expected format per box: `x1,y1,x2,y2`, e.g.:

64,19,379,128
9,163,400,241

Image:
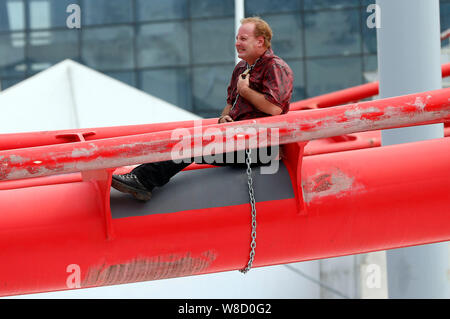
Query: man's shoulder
272,53,290,66
264,55,293,75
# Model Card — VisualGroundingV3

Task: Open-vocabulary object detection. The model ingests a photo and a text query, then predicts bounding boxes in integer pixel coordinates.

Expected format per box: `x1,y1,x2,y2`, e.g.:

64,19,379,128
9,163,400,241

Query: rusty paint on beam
302,168,365,203
82,251,217,287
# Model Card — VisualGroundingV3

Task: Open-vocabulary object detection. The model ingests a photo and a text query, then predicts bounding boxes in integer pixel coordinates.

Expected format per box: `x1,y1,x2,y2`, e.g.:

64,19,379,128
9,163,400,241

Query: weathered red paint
82,251,218,287
0,119,218,151
1,88,450,181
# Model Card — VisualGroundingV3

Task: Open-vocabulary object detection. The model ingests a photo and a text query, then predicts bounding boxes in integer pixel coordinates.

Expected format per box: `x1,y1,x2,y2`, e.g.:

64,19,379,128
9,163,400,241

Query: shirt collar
245,48,274,69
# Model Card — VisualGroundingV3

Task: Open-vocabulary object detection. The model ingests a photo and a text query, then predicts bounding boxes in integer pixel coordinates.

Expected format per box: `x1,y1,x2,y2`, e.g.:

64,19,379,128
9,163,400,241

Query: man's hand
237,76,283,116
218,115,234,123
237,73,250,96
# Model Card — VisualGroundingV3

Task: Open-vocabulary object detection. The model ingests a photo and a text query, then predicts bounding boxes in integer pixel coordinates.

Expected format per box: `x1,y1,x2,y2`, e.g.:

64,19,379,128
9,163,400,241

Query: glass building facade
0,0,449,118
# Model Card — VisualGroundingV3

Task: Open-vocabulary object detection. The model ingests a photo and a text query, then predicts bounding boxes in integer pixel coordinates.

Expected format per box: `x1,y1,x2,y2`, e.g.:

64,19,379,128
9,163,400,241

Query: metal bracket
55,131,96,143
282,141,308,215
55,131,115,240
82,168,115,240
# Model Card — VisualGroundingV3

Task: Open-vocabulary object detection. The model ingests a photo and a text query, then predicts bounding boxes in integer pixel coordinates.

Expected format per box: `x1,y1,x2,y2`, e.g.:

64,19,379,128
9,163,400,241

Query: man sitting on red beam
111,17,294,201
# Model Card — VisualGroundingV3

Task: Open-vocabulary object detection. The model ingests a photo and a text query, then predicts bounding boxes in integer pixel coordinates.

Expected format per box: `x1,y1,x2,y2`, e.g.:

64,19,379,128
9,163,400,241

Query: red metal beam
304,125,450,156
2,63,450,152
0,135,449,296
1,87,450,181
442,28,450,41
291,62,450,110
0,119,218,151
291,82,379,110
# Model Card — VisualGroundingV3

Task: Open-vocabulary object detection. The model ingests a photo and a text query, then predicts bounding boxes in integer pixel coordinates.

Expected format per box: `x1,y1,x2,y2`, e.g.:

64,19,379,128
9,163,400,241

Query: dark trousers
131,147,278,190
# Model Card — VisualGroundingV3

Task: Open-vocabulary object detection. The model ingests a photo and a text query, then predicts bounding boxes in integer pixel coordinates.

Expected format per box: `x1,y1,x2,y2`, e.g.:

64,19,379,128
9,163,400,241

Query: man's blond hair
241,17,272,49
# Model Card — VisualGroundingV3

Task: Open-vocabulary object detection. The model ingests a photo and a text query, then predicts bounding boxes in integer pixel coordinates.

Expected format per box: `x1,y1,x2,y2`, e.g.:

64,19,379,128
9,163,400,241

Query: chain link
240,148,257,274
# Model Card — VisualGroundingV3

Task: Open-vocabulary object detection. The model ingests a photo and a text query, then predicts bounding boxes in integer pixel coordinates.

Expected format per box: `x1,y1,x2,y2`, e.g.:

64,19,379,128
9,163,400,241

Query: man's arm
237,75,282,116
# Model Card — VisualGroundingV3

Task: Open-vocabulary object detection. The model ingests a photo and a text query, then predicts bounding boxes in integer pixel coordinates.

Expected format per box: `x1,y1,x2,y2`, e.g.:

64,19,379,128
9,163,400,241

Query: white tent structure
1,60,323,299
0,59,200,134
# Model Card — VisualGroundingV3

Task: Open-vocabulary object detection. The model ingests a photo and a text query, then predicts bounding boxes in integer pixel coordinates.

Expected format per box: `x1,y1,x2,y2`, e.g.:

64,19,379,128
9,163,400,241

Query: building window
82,0,133,26
304,9,362,58
189,0,234,19
287,59,306,101
306,56,363,96
246,0,300,16
0,0,25,31
140,67,192,111
136,0,188,22
193,64,234,112
137,22,190,68
28,29,79,73
0,32,25,77
29,0,75,30
81,26,134,71
260,13,303,59
191,17,235,65
304,0,360,11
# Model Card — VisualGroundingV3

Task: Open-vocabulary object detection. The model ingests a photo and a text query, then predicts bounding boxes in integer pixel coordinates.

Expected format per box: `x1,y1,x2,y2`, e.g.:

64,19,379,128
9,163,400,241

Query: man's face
235,23,264,64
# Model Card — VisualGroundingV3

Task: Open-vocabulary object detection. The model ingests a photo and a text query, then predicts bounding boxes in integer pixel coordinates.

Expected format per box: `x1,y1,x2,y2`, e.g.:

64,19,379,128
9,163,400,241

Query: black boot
111,173,153,202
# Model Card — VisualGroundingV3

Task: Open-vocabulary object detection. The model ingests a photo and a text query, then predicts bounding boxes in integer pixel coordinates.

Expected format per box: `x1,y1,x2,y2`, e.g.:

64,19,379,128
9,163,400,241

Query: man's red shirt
227,48,294,121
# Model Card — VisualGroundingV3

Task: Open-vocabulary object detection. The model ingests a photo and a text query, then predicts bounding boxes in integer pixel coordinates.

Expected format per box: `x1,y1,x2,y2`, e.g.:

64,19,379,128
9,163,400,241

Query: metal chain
232,58,260,274
240,148,257,274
